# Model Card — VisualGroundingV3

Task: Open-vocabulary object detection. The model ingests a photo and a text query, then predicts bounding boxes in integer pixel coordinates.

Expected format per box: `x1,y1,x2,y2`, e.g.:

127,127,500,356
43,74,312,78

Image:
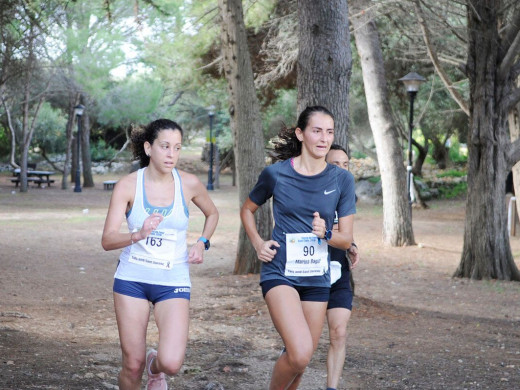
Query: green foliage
448,137,468,164
350,150,367,159
90,139,117,162
436,169,467,178
244,0,278,30
96,76,164,127
438,182,468,199
32,102,68,154
0,126,10,157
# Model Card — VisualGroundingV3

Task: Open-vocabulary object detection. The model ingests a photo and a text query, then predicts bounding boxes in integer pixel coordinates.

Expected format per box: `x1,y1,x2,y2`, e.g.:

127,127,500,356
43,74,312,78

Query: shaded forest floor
1,169,520,389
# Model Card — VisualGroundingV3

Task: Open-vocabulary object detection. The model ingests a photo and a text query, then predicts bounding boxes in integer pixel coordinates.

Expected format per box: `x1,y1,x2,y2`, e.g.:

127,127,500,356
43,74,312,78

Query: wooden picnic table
12,169,56,187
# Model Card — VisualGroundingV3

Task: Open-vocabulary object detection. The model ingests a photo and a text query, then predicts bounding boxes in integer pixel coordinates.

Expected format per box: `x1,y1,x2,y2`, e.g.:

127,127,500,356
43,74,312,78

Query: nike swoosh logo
324,189,336,195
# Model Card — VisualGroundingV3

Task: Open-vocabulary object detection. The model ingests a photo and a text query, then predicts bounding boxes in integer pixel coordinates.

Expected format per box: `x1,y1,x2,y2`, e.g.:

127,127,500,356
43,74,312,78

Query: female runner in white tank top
102,119,219,390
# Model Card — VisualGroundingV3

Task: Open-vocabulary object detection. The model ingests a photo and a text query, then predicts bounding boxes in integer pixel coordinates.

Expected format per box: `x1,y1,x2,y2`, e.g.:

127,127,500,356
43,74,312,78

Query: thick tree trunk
454,1,520,280
82,112,94,187
351,0,415,246
218,0,273,274
297,0,351,148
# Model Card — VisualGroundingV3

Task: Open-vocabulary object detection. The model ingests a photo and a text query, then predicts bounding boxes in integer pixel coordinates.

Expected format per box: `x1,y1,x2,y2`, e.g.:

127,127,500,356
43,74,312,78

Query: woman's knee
158,354,184,376
121,354,146,380
286,345,313,372
329,323,348,347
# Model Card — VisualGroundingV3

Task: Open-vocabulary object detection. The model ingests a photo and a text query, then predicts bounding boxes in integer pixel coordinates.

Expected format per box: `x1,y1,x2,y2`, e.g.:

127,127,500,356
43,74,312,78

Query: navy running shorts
113,278,190,304
327,268,353,310
261,279,330,302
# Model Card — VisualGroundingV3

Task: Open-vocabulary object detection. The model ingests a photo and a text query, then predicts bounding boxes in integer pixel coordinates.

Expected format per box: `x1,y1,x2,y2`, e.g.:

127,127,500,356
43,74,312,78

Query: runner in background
325,144,360,390
240,106,356,390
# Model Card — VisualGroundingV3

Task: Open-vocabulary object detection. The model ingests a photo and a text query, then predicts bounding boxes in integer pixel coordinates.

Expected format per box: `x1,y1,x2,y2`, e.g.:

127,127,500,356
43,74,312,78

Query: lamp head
208,105,216,118
399,72,426,93
74,104,85,117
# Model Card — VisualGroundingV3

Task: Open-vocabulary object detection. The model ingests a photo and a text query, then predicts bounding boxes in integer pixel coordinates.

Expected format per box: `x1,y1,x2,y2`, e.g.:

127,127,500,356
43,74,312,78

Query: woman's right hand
136,213,164,240
255,240,280,263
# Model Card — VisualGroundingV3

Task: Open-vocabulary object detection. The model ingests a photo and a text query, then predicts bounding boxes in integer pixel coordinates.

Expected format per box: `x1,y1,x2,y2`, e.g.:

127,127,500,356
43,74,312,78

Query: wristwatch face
325,230,332,241
204,240,210,250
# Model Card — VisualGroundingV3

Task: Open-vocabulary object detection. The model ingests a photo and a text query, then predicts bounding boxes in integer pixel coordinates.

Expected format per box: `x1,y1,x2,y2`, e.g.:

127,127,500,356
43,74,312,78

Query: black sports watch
323,229,332,241
198,236,210,250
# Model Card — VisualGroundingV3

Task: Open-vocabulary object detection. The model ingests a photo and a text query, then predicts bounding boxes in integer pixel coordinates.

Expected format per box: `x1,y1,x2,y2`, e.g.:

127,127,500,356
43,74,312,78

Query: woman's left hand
348,244,360,270
312,211,327,238
188,241,205,264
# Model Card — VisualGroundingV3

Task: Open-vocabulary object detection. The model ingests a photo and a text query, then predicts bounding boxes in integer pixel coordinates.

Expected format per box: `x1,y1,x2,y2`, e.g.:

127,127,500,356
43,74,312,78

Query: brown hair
272,106,334,161
130,119,183,167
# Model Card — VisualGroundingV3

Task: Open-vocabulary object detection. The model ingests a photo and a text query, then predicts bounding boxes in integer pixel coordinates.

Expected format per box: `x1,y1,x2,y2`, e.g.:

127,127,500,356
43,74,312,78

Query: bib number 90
303,245,315,256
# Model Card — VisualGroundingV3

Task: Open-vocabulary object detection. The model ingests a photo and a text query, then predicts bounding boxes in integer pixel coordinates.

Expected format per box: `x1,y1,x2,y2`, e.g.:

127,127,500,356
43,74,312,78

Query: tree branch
512,61,520,80
507,137,520,168
502,5,520,51
413,0,469,116
505,86,520,113
499,30,520,80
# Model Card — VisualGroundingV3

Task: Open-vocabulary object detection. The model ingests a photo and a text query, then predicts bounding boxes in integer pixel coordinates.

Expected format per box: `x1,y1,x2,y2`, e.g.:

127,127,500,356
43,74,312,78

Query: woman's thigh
113,292,151,359
265,285,326,354
153,298,190,362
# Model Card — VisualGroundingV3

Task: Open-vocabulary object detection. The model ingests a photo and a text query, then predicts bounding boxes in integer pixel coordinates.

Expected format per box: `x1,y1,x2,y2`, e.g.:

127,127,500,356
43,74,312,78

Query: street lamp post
207,105,215,191
73,104,85,193
399,72,425,213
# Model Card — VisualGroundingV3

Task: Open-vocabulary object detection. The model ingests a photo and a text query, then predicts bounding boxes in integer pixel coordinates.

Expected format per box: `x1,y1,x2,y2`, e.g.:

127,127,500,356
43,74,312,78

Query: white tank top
114,167,191,286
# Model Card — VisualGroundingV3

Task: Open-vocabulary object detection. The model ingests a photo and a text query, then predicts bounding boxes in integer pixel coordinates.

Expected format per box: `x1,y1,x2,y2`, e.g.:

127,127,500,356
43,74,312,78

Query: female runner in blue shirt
102,119,218,390
240,106,356,390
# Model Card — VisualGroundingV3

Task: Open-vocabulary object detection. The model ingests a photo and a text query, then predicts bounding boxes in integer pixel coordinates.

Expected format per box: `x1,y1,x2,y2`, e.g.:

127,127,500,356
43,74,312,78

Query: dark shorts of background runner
328,268,353,310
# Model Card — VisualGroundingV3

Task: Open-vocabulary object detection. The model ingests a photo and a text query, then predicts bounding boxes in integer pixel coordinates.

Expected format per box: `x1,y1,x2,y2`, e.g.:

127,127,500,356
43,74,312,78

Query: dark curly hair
130,118,183,168
272,106,334,161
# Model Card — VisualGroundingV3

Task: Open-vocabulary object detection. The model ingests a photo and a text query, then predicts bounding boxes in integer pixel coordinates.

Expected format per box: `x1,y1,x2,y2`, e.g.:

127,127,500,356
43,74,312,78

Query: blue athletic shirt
249,159,356,287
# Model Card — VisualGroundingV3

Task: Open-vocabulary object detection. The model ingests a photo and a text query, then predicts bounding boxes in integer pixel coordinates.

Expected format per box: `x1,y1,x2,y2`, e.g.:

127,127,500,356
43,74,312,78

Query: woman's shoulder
265,159,288,173
176,169,202,188
112,171,138,197
116,170,138,186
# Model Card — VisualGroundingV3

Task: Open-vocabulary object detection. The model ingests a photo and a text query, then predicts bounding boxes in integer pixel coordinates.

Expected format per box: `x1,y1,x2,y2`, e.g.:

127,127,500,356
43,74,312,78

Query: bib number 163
145,237,163,247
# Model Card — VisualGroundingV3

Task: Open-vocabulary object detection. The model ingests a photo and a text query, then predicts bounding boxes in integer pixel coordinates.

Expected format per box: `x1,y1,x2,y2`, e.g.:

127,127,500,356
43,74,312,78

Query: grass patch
367,176,381,183
438,182,468,199
436,169,467,178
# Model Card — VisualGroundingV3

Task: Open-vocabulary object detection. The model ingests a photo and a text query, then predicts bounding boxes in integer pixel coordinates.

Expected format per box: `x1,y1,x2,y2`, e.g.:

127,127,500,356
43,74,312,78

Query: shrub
91,139,117,162
438,182,468,199
436,169,467,178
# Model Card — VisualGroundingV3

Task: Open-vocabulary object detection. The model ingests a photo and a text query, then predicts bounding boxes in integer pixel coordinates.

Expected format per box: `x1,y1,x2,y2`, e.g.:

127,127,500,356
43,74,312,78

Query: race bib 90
285,233,328,277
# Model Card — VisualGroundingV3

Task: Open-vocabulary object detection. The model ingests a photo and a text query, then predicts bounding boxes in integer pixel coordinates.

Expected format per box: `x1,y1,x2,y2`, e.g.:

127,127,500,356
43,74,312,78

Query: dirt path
1,173,519,389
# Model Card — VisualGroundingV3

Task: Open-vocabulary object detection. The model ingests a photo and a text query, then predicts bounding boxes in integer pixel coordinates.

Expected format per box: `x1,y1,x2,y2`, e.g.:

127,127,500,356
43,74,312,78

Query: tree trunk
82,111,94,187
218,0,273,274
509,102,520,213
431,137,449,169
351,0,415,246
412,138,428,177
297,0,351,149
62,96,77,190
1,96,20,170
454,1,520,280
